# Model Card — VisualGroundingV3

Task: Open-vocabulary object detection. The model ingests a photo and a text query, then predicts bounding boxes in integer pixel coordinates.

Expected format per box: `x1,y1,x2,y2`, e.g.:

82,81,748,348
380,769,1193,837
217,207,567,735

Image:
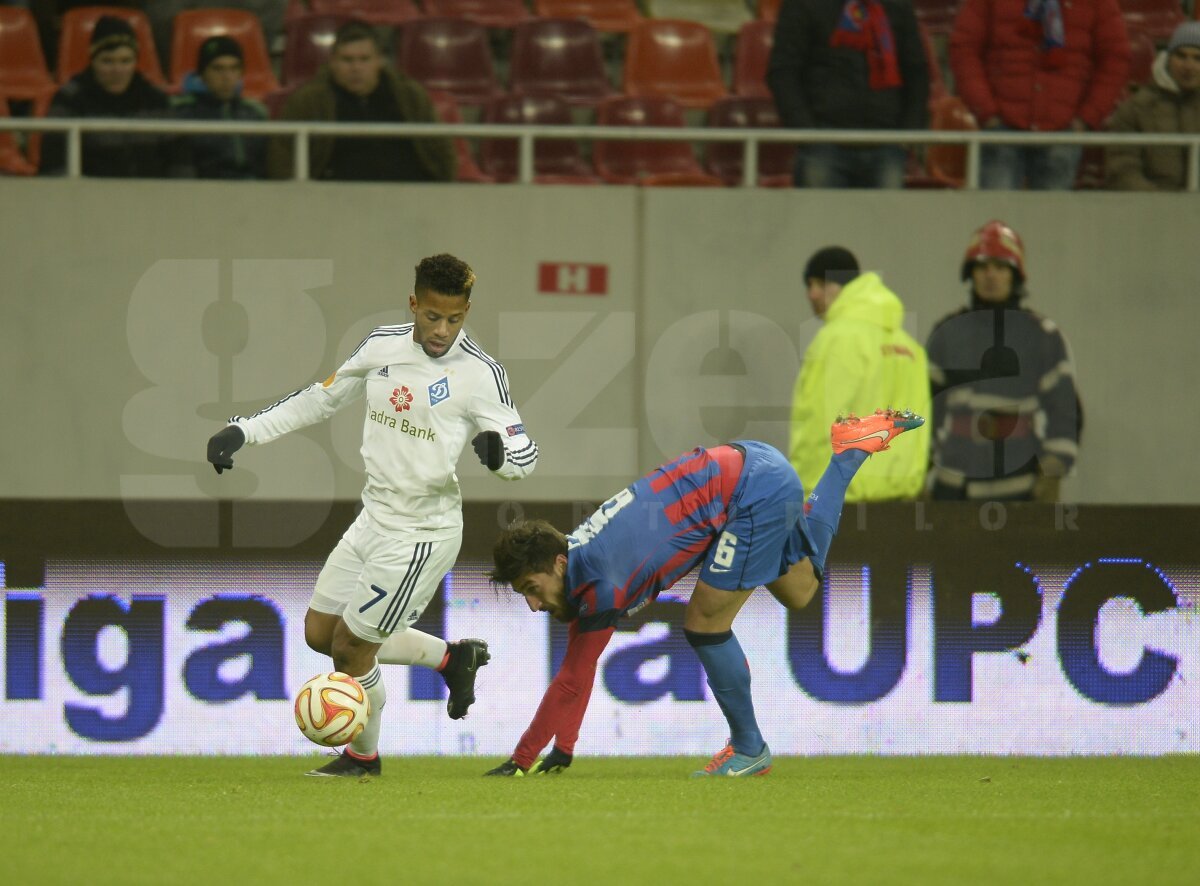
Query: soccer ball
294,672,371,748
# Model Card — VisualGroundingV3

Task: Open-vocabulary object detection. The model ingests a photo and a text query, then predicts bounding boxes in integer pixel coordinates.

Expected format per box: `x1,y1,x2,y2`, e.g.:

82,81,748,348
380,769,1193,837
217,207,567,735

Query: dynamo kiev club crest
428,376,450,406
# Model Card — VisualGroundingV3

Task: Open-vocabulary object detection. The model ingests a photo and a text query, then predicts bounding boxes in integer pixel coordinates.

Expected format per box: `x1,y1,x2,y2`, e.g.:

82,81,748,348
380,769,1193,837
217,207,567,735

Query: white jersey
231,324,537,540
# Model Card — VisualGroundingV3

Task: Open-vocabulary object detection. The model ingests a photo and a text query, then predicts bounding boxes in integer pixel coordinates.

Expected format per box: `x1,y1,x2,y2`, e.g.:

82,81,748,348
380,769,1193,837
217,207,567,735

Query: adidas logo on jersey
377,366,389,377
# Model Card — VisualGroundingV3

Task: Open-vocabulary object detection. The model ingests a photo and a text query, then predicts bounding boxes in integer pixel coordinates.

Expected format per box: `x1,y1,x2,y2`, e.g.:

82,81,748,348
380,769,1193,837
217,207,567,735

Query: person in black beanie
39,14,171,177
169,34,268,179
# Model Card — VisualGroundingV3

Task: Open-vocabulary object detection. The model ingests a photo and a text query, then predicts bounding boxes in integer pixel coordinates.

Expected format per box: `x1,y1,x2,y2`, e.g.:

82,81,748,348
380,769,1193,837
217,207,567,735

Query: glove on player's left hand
472,431,504,470
207,425,246,474
484,758,526,777
529,747,572,775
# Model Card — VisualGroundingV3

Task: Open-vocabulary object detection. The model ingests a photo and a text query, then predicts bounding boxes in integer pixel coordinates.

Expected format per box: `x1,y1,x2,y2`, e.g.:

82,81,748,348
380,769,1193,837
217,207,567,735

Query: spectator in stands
789,247,931,501
169,35,268,179
39,14,171,177
950,0,1130,190
267,20,455,182
766,0,929,189
1105,21,1200,191
144,1,286,72
925,221,1082,501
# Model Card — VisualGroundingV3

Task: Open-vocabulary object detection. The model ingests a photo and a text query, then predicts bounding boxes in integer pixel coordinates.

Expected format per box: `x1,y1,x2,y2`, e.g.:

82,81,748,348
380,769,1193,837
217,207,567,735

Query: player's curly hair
489,519,567,586
415,254,476,300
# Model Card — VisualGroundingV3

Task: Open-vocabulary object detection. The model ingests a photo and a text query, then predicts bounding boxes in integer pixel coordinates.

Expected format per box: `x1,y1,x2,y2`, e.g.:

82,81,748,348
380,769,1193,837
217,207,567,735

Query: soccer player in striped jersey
484,409,922,778
205,254,538,777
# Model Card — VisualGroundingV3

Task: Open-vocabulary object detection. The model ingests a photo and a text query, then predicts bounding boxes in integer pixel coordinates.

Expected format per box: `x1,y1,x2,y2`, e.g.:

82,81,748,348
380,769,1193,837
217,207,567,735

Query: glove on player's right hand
529,747,572,775
207,425,246,474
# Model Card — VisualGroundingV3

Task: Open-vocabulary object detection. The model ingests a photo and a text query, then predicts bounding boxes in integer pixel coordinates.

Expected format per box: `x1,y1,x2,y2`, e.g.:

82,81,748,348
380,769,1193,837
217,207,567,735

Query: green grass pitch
4,755,1198,885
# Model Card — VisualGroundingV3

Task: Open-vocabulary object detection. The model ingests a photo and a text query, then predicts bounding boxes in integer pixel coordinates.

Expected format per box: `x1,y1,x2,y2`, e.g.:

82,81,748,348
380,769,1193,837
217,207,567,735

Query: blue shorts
699,440,818,591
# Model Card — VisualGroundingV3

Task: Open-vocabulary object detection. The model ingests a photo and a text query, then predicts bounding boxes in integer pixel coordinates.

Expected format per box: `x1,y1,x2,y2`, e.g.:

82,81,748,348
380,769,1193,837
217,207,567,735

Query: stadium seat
733,19,774,98
428,89,494,183
170,9,280,99
57,7,166,87
911,0,959,38
303,0,423,26
593,94,724,186
623,19,730,110
262,84,300,118
479,94,599,183
704,95,792,187
757,0,782,22
0,97,36,176
1128,30,1157,87
509,18,614,107
422,0,532,29
925,95,977,187
282,14,353,85
643,0,752,35
397,18,502,106
1118,0,1186,43
533,0,642,34
0,6,57,106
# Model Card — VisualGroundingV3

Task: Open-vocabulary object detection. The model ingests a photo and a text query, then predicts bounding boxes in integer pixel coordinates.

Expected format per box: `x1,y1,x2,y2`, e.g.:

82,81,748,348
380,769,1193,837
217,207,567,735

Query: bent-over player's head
409,254,476,359
490,520,574,622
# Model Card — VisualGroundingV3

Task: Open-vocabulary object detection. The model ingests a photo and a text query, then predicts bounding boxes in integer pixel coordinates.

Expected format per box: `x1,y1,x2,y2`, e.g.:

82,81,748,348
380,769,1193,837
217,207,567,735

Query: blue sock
684,629,763,757
804,449,869,576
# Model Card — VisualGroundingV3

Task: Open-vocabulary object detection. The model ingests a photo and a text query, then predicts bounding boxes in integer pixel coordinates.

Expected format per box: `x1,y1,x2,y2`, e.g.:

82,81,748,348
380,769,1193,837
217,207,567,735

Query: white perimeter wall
0,179,1196,503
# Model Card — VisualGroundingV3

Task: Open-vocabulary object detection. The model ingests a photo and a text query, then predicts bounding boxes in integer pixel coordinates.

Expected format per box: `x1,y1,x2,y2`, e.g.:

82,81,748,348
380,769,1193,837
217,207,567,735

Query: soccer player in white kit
205,254,538,777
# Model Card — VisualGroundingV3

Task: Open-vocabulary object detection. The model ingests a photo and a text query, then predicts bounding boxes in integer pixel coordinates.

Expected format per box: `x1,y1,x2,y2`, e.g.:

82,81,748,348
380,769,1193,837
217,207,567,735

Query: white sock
376,628,449,669
348,662,385,759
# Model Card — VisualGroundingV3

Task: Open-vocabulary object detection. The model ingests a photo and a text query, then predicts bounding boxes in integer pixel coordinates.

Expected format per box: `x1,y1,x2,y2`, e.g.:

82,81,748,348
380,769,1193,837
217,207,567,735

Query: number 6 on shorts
713,532,738,568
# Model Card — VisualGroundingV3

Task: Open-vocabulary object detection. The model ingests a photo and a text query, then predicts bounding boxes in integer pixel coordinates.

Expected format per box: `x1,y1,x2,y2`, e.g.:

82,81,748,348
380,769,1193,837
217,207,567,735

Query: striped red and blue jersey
566,445,741,629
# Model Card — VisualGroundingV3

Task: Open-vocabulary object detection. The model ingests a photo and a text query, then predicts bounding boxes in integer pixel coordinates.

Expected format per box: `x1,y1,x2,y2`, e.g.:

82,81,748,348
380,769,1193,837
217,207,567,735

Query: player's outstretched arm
206,425,245,474
484,758,527,777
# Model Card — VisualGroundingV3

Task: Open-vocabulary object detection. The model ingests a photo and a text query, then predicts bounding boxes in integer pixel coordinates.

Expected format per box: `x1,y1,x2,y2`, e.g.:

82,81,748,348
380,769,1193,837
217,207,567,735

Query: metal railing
3,117,1199,190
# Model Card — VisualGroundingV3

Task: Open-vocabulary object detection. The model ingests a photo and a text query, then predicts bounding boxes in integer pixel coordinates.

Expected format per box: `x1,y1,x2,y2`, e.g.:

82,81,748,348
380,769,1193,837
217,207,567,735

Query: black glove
472,431,504,471
206,425,246,474
483,758,526,777
529,747,572,775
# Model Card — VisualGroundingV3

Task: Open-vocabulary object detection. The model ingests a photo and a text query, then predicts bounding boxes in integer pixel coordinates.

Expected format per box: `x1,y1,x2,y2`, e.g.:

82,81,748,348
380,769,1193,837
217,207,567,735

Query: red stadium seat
397,18,502,106
282,14,353,85
1127,30,1156,87
757,0,782,22
509,18,614,107
422,0,532,29
643,0,752,35
0,6,57,105
480,93,599,183
1119,0,1186,43
171,9,280,99
623,19,730,110
911,0,959,38
704,95,792,187
733,19,774,98
593,94,724,186
0,97,36,176
262,84,300,119
533,0,642,34
428,89,494,183
57,7,166,87
925,95,978,188
304,0,423,26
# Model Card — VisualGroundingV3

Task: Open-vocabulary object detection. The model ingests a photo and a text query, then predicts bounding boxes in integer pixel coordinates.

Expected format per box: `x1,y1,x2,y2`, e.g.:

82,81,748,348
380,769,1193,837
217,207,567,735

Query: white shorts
309,511,462,644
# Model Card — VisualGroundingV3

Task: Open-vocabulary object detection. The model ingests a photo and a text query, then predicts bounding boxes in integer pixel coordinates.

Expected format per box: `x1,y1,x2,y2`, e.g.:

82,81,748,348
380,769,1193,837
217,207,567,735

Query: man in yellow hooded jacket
789,247,931,501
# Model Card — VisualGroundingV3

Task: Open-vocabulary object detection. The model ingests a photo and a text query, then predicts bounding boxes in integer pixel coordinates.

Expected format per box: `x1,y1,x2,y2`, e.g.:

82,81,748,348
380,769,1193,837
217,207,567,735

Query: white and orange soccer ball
294,672,371,748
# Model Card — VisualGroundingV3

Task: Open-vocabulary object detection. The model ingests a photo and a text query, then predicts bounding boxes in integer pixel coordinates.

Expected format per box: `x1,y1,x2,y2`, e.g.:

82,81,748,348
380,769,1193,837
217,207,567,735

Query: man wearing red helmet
924,221,1083,501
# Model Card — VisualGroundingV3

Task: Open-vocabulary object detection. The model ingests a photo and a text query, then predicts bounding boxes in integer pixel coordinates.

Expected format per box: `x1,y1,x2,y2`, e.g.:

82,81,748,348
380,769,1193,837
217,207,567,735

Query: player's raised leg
684,581,773,778
804,409,925,575
376,628,491,720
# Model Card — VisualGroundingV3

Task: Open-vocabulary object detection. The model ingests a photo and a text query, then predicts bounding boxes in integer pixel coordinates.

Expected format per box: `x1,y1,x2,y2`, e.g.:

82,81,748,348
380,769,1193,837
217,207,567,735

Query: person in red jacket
949,0,1130,189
